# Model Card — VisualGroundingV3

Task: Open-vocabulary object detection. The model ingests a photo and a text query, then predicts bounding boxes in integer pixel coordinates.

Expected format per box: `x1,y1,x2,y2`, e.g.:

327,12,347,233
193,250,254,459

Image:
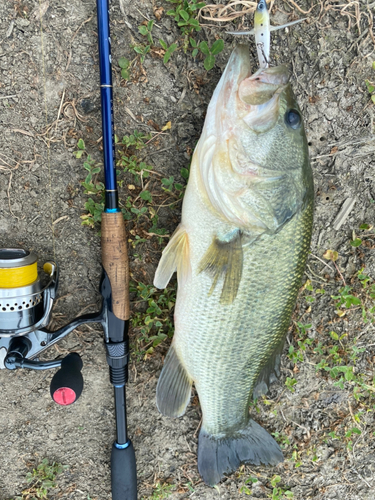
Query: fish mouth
223,45,290,133
239,65,289,106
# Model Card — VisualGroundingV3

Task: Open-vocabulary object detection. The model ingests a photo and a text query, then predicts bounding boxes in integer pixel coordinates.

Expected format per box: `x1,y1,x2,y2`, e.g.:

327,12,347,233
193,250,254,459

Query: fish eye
285,109,301,129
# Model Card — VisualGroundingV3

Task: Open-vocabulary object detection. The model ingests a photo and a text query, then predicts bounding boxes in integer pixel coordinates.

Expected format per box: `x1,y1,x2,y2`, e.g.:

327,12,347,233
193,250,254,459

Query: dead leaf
147,119,160,131
150,47,165,59
323,249,338,262
31,0,49,20
336,310,346,317
162,121,172,131
153,6,164,20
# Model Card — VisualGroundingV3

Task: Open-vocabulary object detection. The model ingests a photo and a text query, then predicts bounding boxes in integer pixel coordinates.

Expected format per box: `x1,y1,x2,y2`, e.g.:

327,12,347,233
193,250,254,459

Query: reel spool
0,249,56,334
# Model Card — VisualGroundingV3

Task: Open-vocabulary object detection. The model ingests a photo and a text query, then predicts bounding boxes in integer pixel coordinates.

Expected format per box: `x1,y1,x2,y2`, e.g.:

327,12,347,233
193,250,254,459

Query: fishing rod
96,0,137,496
0,0,137,498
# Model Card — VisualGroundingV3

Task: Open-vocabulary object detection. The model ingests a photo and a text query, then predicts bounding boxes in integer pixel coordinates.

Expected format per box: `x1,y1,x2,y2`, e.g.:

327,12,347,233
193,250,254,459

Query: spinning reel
0,248,128,407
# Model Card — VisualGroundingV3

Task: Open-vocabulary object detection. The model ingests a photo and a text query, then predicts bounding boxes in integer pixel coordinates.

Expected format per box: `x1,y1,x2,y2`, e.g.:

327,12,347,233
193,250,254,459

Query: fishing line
38,0,56,260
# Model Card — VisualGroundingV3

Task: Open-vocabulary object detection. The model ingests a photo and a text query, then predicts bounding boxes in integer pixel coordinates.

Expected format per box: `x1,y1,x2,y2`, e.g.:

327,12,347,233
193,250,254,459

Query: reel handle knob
50,353,84,406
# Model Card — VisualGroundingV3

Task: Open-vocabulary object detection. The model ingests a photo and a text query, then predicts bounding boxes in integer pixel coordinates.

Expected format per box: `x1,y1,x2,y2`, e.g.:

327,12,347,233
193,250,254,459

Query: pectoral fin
156,344,192,417
198,230,243,305
154,225,191,289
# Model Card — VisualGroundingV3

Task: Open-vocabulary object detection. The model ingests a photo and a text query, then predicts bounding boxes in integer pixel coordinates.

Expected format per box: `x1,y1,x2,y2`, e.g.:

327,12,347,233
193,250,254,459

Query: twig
55,89,66,133
0,165,19,219
193,415,203,437
306,264,327,282
333,261,346,286
135,8,162,29
310,253,334,272
66,16,93,71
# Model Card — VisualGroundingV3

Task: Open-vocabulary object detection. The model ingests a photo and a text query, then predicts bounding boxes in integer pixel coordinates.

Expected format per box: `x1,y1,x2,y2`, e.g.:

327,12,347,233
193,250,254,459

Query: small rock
16,18,30,28
80,98,98,114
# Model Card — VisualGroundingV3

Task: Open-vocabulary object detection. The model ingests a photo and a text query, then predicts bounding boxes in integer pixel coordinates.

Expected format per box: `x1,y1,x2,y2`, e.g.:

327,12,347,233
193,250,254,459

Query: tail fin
198,420,283,486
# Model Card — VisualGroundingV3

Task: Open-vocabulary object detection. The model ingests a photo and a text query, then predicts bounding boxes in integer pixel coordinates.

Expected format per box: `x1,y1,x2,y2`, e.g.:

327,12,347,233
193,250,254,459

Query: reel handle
111,440,137,500
50,353,84,406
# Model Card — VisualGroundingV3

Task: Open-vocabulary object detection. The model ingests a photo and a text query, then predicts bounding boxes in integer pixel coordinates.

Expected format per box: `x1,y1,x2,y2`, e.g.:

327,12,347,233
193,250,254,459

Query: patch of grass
285,376,297,393
159,39,178,64
268,475,293,500
195,39,224,71
139,20,154,45
143,482,174,500
240,475,258,495
11,459,68,500
166,0,205,35
118,57,131,80
161,0,224,70
131,20,156,63
130,281,177,359
120,130,152,150
289,266,375,403
365,75,375,104
73,140,105,228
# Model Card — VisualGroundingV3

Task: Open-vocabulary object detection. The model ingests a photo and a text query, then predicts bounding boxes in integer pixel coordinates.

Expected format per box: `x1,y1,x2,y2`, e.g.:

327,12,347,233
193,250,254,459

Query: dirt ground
1,0,375,498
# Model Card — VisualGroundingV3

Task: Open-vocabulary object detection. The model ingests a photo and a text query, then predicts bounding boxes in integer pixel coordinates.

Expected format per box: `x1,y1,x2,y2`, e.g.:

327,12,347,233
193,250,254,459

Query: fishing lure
227,0,306,68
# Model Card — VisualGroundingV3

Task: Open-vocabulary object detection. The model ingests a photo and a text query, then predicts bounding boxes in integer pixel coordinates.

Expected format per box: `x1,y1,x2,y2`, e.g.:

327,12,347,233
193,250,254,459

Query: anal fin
156,344,192,417
252,338,284,400
198,230,243,305
154,225,190,289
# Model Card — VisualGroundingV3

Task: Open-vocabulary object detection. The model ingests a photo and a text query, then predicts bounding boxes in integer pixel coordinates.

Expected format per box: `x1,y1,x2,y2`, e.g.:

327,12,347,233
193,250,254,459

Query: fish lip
248,65,290,86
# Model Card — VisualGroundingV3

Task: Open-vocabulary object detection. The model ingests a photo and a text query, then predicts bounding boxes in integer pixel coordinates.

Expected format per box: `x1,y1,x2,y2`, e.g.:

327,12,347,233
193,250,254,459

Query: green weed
73,137,86,158
132,22,155,63
143,482,174,499
285,377,297,393
159,40,178,64
194,39,224,71
161,166,189,197
240,475,258,495
130,281,176,359
139,20,154,45
118,57,131,80
166,0,205,35
12,459,68,500
269,476,293,500
272,432,291,449
120,155,152,183
121,130,152,150
73,140,105,228
365,75,375,104
288,322,313,364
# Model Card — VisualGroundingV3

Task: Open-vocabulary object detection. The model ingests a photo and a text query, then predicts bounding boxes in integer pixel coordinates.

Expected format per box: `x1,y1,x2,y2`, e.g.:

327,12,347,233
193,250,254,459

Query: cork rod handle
101,211,130,321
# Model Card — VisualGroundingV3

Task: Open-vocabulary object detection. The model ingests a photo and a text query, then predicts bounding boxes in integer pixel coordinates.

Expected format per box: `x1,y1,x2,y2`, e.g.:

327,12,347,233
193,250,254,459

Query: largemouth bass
154,44,313,486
